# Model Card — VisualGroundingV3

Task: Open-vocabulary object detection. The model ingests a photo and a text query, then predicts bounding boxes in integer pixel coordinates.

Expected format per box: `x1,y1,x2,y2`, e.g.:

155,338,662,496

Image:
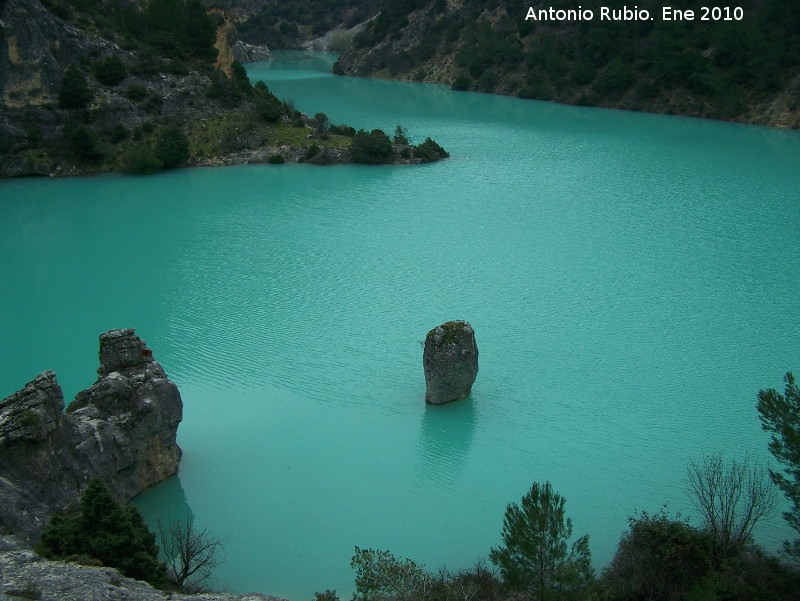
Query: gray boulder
232,40,272,63
423,321,478,404
0,329,182,541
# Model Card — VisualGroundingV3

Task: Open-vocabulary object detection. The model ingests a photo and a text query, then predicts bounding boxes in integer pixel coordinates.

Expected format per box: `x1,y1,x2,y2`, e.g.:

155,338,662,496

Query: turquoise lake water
1,51,800,598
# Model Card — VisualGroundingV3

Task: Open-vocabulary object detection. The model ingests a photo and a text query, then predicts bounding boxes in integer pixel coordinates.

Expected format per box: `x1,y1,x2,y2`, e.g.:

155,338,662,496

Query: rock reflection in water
417,397,477,487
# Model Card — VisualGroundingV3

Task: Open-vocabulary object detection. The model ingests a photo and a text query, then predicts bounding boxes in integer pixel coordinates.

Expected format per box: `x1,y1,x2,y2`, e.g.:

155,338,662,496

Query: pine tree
38,478,166,585
58,65,93,110
489,481,593,600
757,372,800,562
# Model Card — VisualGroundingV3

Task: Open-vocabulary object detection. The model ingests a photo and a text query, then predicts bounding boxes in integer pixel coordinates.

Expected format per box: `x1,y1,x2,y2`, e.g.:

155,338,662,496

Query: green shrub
329,124,356,137
350,129,392,164
125,83,148,101
253,85,283,122
37,478,165,585
593,57,634,97
120,145,163,174
304,142,320,161
93,55,127,86
146,31,185,60
314,590,339,601
451,73,472,91
183,0,217,61
154,124,189,169
478,69,498,92
166,59,188,76
140,93,163,114
268,153,285,164
59,65,92,109
206,69,247,108
228,59,253,98
518,85,548,100
572,60,596,86
413,138,449,163
351,547,434,601
109,124,129,144
600,508,712,601
711,547,800,601
313,112,329,131
64,122,102,163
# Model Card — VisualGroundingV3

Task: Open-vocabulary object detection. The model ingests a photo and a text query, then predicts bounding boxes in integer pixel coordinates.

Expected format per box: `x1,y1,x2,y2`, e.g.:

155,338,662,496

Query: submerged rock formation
0,329,182,541
423,321,479,405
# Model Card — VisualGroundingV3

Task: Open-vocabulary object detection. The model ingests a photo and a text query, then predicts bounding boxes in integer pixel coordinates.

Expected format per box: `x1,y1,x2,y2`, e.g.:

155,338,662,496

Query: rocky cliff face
0,0,108,109
0,329,182,542
423,321,479,405
0,0,222,177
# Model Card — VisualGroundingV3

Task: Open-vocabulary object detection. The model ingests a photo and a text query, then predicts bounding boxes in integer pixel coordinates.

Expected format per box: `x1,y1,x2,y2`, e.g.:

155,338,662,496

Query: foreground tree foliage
599,509,712,601
351,548,503,601
757,372,800,563
489,481,594,601
352,547,437,601
37,478,166,586
335,374,800,601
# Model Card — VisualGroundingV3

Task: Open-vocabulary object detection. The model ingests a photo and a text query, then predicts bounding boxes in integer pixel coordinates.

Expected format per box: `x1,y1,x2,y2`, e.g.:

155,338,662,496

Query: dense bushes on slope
37,479,166,586
335,0,800,125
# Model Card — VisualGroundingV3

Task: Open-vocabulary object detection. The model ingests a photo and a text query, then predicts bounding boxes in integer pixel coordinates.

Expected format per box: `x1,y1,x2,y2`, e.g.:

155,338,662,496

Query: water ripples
3,60,800,601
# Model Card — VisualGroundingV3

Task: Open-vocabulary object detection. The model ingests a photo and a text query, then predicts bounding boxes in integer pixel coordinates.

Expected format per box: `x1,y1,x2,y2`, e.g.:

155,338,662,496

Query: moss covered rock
423,321,478,405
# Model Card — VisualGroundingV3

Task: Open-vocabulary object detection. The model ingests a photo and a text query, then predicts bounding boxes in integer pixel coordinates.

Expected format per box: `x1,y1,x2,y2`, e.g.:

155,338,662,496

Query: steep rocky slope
1,535,288,601
334,0,800,128
0,0,447,177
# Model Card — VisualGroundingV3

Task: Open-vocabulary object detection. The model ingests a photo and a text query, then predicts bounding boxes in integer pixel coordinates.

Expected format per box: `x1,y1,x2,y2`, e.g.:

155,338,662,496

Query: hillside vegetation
235,0,381,49
0,0,446,177
332,0,800,127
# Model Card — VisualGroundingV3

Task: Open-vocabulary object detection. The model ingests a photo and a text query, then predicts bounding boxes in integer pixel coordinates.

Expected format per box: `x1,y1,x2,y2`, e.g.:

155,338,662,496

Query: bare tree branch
686,452,777,557
158,516,224,592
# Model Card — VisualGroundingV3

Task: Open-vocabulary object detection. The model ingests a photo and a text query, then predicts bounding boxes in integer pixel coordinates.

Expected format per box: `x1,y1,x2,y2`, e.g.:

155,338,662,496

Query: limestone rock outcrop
423,321,479,405
0,329,182,541
232,40,272,63
0,535,288,601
